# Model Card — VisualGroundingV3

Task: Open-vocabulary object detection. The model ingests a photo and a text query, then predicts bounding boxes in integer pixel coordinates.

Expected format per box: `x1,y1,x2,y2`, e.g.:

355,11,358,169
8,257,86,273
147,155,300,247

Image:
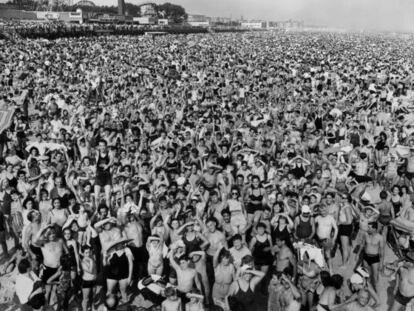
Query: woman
62,225,81,282
226,266,265,311
212,246,235,309
338,194,353,265
298,251,321,311
226,188,248,240
10,189,24,247
180,221,209,255
390,185,402,216
37,188,52,227
48,198,69,228
250,222,273,274
271,213,294,249
245,176,267,223
104,238,134,304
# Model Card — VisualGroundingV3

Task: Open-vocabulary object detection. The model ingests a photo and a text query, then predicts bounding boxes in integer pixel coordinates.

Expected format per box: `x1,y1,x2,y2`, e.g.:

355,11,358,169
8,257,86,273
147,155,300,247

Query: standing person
104,238,134,304
81,245,97,311
278,272,302,311
361,222,384,290
226,265,265,311
94,140,113,208
22,210,42,262
34,225,68,304
294,205,315,242
315,205,338,271
390,253,414,311
205,217,227,295
0,206,9,259
168,250,202,300
212,246,235,309
337,194,353,265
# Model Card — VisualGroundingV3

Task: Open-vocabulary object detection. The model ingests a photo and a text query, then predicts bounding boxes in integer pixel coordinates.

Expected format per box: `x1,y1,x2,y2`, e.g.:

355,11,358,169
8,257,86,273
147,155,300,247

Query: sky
95,0,414,32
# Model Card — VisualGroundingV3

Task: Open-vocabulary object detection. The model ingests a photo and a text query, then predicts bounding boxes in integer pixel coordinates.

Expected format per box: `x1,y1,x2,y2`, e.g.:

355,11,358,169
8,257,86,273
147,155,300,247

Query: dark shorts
41,265,59,284
338,224,353,237
95,171,111,187
247,202,262,214
105,263,129,281
379,215,392,226
363,253,380,266
395,289,414,306
406,172,414,180
82,279,96,289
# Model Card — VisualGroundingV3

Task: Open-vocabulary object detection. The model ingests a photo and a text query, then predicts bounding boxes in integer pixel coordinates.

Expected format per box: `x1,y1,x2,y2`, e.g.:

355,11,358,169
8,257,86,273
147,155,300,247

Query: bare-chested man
168,251,201,296
124,212,145,284
22,210,42,262
315,205,338,271
94,217,123,255
273,236,296,279
34,225,68,303
390,254,414,311
361,222,384,290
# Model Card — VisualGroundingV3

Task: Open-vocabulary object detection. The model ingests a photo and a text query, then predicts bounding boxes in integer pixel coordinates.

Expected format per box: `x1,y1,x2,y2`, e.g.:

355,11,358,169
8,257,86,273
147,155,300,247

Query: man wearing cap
294,205,315,242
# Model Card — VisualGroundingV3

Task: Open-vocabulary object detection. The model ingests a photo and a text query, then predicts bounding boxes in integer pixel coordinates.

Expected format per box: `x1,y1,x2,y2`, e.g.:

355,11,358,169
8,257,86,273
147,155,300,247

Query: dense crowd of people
0,29,414,311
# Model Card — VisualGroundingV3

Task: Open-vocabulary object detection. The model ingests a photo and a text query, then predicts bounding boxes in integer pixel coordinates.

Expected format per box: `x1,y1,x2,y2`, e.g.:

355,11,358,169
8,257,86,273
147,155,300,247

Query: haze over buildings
91,0,414,32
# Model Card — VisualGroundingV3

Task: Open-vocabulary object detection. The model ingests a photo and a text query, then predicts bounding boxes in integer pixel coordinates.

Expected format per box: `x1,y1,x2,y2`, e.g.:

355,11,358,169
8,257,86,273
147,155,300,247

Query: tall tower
118,0,125,15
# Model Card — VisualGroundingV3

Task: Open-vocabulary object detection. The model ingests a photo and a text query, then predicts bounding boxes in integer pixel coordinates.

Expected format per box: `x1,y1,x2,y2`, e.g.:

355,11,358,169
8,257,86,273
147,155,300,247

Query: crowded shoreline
0,29,414,311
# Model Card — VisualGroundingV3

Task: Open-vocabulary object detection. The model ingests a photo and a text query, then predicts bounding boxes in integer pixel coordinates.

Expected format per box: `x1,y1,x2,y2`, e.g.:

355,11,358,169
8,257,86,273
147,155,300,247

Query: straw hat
106,238,133,253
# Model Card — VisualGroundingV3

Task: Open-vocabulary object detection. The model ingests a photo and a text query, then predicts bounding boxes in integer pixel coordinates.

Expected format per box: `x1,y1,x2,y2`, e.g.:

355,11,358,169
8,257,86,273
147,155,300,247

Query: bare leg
82,288,91,311
340,235,350,264
106,279,117,296
119,279,129,303
104,185,111,209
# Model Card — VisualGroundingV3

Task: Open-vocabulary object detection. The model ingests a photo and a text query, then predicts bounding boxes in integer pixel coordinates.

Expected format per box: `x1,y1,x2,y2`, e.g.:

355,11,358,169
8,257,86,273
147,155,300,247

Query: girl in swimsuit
212,246,235,309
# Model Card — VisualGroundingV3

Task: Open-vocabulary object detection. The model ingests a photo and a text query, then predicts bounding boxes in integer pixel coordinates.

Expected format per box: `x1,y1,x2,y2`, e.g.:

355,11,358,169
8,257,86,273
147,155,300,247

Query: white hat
356,267,370,278
350,274,364,285
361,192,372,202
302,205,311,213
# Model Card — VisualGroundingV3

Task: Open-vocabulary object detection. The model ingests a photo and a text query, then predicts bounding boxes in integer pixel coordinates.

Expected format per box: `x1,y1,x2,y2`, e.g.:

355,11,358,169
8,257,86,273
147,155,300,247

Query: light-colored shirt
15,272,38,304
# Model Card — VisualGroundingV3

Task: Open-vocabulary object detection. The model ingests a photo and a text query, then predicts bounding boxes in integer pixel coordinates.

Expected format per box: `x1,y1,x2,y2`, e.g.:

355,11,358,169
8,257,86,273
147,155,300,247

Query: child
81,245,97,311
162,287,182,311
186,293,205,311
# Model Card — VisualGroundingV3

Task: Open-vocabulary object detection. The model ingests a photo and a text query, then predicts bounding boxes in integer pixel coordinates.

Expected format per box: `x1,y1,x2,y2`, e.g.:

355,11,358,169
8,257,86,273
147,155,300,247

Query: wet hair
232,234,242,242
18,258,31,274
320,271,331,287
330,274,344,289
165,286,177,297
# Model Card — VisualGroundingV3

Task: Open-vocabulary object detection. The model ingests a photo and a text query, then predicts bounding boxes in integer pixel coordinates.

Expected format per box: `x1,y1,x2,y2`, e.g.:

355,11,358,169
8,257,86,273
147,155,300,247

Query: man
15,259,45,311
34,226,68,303
124,212,146,286
94,140,114,208
168,251,201,295
294,205,315,242
205,217,227,293
390,253,414,311
361,222,384,290
273,236,296,279
229,234,251,269
315,204,338,271
342,289,375,311
22,210,42,262
278,272,301,311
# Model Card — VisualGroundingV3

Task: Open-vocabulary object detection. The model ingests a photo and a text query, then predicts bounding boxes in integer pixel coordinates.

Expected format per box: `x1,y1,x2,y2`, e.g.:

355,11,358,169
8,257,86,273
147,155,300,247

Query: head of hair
18,258,31,274
330,274,344,289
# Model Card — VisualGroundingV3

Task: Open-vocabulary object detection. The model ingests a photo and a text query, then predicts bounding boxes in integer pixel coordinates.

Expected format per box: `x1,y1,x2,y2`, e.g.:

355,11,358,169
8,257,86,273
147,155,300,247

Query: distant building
241,21,266,29
158,18,168,25
133,16,156,24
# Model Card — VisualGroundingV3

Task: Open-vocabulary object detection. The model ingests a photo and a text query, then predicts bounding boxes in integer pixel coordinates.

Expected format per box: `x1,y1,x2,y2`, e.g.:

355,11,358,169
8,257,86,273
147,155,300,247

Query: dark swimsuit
247,188,263,214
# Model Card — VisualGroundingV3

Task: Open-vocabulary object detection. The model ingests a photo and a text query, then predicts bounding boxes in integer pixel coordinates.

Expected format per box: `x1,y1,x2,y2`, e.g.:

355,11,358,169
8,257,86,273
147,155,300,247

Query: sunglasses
232,192,238,195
